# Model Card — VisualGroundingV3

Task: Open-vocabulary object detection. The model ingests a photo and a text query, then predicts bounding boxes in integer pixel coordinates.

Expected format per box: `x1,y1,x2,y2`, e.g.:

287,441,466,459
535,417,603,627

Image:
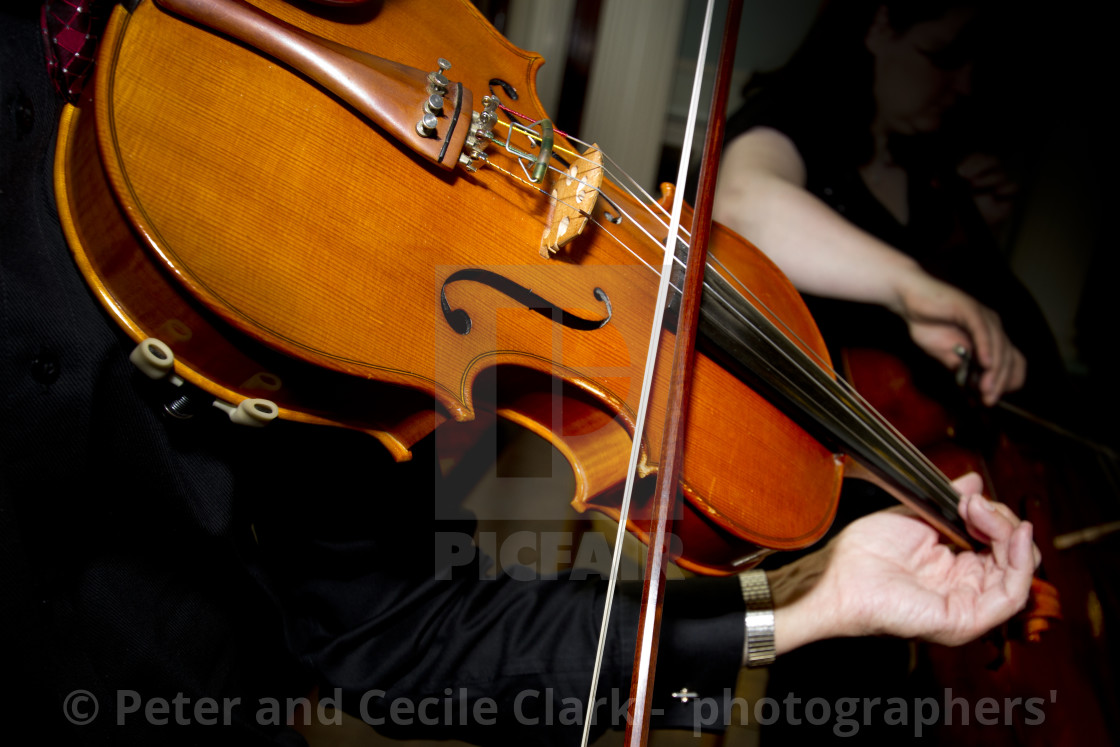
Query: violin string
560,152,959,500
585,149,959,499
484,111,664,747
552,135,842,370
576,162,946,486
695,275,960,502
483,114,964,520
495,124,852,396
495,103,574,140
479,156,673,281
480,132,959,507
692,249,959,497
473,157,949,500
481,151,958,506
493,118,669,229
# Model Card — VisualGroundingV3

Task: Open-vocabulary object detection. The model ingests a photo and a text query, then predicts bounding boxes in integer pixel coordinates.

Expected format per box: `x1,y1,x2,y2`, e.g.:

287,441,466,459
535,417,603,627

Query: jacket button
30,348,61,385
7,90,34,140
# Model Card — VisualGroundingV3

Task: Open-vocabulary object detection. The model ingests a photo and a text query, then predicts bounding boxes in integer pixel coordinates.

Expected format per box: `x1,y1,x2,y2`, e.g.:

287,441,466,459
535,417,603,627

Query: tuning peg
427,58,451,95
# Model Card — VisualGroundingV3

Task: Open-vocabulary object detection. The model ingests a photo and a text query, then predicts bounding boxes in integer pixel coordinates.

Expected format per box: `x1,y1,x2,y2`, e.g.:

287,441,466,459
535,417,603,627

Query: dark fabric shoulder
724,79,872,187
1,12,310,746
725,89,828,174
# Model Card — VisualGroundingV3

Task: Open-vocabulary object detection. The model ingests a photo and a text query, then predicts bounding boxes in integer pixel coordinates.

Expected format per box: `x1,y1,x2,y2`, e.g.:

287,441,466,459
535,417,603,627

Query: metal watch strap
739,569,776,667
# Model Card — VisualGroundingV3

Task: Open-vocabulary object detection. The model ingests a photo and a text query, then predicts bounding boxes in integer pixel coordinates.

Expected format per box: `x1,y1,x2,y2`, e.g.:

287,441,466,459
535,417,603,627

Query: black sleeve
724,88,834,179
248,425,746,745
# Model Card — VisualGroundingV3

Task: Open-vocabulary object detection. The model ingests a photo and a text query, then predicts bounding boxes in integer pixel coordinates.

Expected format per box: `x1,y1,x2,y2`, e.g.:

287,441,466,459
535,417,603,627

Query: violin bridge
539,145,603,258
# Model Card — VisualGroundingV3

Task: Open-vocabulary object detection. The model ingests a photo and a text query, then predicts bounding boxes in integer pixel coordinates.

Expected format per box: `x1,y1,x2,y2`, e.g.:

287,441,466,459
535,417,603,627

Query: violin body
56,0,843,572
845,347,1118,745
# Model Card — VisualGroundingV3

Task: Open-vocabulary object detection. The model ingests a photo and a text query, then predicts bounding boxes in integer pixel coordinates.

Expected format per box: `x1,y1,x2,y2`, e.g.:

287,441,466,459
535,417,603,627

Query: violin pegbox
540,145,603,258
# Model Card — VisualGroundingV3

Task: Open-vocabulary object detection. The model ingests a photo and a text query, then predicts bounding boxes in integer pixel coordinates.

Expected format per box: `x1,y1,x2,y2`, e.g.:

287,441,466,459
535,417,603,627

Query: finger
989,499,1021,527
964,496,1017,566
979,352,1005,406
957,153,999,180
963,321,1005,406
951,472,984,499
898,280,1011,392
1007,521,1037,591
964,305,996,372
972,496,1020,536
957,493,972,525
910,324,973,371
977,322,1023,405
959,494,996,547
951,477,1022,532
974,522,1036,633
975,314,1006,403
1007,347,1027,392
992,180,1020,198
966,168,1008,190
982,345,1027,405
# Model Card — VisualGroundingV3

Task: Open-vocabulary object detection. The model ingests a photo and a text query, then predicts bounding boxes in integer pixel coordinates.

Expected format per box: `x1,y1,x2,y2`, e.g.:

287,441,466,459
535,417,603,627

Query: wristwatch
739,569,776,667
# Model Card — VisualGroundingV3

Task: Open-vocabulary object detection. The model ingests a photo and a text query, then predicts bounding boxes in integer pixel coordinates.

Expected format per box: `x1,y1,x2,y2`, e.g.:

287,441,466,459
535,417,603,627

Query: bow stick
621,0,744,743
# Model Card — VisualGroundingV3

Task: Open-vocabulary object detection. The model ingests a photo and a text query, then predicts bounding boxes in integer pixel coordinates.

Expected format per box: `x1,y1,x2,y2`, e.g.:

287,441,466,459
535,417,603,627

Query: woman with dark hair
713,0,1065,413
713,3,1077,742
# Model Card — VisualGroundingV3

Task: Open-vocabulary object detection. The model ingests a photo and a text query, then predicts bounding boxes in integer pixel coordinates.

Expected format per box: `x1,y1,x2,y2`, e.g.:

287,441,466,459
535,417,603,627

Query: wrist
881,256,926,316
765,555,840,656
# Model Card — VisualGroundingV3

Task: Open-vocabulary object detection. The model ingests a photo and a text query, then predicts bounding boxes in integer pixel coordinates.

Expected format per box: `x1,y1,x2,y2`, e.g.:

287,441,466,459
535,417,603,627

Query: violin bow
620,0,744,742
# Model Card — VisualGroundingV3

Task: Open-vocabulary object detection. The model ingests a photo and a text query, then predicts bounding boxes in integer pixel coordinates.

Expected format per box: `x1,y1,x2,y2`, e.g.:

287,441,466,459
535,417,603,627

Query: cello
845,345,1118,745
53,0,1042,740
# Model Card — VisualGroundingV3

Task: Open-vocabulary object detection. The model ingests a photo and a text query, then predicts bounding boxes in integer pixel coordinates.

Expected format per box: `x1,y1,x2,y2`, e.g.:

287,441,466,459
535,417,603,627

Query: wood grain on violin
58,0,845,574
57,0,1008,581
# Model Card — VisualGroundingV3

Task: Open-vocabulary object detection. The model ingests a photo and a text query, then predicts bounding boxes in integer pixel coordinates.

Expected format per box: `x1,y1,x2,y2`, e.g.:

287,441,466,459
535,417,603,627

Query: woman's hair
735,0,986,166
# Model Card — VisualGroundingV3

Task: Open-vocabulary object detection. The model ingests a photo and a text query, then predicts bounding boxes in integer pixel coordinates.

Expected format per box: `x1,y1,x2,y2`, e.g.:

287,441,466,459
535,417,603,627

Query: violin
53,0,1044,740
58,0,989,571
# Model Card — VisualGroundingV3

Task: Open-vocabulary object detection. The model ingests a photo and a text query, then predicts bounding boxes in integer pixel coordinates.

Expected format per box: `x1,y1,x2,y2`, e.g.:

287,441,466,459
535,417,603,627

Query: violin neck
695,270,975,549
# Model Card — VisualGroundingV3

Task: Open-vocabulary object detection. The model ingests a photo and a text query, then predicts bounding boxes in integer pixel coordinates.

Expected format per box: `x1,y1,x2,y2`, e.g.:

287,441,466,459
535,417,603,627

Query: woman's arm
713,127,1026,404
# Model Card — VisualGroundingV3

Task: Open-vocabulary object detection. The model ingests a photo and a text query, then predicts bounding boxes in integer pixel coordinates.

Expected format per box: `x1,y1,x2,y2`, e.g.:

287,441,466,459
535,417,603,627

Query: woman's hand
766,473,1039,656
891,267,1027,405
957,152,1020,231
